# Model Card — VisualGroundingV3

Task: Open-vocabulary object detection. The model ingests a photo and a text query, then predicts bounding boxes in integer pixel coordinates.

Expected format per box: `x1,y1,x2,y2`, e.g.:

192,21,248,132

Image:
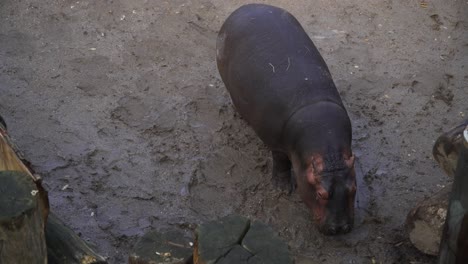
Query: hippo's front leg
272,151,295,193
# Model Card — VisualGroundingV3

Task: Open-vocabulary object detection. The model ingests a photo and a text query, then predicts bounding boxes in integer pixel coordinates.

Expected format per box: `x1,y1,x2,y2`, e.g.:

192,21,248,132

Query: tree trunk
0,123,49,223
406,186,450,255
0,171,47,263
406,120,468,256
438,125,468,263
1,119,107,263
46,212,108,264
0,119,49,263
433,119,468,177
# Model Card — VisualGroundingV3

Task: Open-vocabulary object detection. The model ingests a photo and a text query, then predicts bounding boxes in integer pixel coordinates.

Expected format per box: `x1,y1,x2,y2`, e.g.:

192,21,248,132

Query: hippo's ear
345,154,355,169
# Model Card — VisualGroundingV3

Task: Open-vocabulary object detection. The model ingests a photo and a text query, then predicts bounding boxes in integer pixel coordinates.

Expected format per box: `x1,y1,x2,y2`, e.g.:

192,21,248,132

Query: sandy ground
1,0,467,263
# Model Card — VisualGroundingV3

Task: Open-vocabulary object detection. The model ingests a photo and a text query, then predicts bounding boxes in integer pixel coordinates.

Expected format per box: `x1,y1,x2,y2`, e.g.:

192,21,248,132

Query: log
0,122,35,174
0,118,50,263
46,212,107,264
433,119,468,177
438,125,468,263
0,171,47,263
0,118,106,263
0,121,49,223
128,229,193,264
194,215,292,264
406,186,450,255
406,121,468,256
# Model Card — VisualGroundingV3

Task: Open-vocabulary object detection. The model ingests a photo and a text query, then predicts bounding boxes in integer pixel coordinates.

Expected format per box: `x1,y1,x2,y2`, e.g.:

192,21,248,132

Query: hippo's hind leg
272,151,295,194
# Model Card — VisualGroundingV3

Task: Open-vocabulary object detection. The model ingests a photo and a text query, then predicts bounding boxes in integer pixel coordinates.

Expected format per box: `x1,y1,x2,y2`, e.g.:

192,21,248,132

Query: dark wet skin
217,4,356,235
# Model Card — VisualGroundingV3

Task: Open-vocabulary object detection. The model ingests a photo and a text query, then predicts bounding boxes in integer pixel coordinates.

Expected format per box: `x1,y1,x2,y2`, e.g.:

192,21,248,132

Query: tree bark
46,212,107,264
406,121,468,256
0,119,49,263
406,186,450,255
433,119,468,177
0,171,47,263
438,125,468,263
0,123,49,223
1,119,107,263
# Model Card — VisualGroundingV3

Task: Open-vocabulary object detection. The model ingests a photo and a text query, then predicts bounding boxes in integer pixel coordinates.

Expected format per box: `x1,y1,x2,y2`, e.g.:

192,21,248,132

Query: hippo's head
294,152,356,235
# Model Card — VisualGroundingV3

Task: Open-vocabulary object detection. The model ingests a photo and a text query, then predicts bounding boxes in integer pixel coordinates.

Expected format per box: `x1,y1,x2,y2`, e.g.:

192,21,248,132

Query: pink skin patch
312,191,328,225
305,155,328,225
305,153,356,227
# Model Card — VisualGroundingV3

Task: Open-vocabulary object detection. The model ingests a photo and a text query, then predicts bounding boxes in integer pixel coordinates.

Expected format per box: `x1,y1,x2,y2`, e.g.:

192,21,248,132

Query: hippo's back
217,4,345,149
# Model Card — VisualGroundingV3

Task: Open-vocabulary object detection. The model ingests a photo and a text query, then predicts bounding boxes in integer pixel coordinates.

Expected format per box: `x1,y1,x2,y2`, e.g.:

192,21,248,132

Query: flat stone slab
194,215,292,264
241,221,292,264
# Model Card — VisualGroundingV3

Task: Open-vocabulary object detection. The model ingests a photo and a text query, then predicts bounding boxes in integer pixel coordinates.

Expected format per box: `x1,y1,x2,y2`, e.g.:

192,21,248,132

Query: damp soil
0,0,467,263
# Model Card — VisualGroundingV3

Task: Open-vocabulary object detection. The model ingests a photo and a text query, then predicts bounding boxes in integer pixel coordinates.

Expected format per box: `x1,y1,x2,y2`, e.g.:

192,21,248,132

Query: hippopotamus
216,4,356,235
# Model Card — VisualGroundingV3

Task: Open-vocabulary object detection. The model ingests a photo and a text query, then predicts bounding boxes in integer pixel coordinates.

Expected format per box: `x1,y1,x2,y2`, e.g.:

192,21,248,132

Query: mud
0,0,467,263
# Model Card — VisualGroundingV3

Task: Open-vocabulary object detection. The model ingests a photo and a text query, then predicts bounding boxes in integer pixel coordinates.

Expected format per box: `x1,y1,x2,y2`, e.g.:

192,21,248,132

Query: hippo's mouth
318,222,353,235
313,205,354,235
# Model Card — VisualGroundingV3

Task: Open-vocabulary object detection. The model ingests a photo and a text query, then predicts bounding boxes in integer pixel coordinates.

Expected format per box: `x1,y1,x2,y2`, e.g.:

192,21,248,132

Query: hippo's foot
289,172,297,194
272,151,294,193
272,170,293,193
